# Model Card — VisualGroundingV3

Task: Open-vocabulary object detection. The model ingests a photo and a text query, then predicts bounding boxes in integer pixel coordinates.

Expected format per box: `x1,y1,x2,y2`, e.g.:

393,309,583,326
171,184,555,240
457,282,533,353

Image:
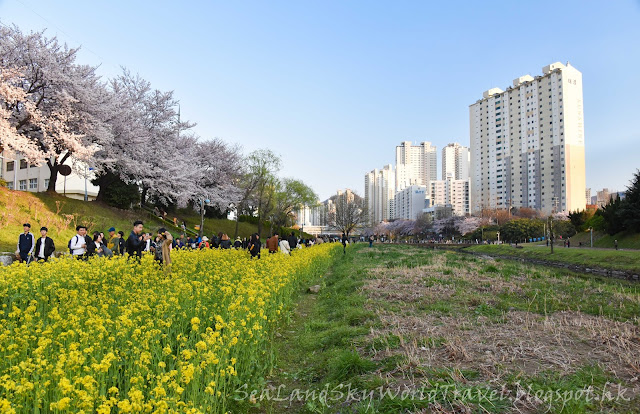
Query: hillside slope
0,188,258,252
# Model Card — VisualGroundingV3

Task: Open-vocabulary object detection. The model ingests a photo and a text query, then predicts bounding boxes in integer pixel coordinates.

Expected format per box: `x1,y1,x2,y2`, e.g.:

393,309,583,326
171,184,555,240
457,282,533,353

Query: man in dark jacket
34,226,55,262
126,220,145,260
287,232,298,252
118,231,126,255
17,223,35,263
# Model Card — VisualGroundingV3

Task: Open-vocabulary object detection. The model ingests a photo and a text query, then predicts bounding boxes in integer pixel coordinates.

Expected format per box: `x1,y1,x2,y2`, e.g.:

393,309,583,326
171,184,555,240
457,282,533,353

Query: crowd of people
15,222,342,264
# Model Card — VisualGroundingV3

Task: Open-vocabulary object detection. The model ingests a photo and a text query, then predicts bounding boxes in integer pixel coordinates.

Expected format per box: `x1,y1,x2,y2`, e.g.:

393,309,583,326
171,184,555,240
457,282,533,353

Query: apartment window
7,182,14,190
20,159,27,169
6,161,14,172
44,179,50,189
29,178,38,190
19,179,27,190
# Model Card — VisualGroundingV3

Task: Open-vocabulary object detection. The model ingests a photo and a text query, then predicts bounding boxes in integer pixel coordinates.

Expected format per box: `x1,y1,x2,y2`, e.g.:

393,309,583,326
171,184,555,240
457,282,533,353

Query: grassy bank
569,230,640,250
466,244,640,274
0,188,260,252
255,244,639,413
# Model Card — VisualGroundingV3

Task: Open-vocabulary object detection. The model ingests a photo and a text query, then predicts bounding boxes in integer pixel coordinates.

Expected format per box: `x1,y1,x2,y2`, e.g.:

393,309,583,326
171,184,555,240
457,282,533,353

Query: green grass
0,187,262,253
256,244,640,413
466,243,640,274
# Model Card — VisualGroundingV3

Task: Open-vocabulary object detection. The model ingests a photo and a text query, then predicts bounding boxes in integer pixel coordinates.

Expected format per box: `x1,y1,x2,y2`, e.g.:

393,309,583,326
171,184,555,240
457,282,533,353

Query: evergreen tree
618,169,640,233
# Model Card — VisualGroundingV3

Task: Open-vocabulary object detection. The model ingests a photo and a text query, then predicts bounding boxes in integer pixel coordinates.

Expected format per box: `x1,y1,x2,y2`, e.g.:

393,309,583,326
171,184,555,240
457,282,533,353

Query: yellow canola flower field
0,243,338,413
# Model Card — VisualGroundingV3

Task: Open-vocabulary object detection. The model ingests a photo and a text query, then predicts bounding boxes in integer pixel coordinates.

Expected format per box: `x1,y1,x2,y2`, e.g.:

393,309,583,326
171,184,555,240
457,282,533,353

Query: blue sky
1,0,639,201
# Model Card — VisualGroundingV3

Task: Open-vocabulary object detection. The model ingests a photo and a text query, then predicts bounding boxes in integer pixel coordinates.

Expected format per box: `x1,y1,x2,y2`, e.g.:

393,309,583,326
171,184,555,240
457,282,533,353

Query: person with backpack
106,227,120,255
17,223,35,263
69,225,94,259
126,221,145,260
233,236,242,249
34,226,55,262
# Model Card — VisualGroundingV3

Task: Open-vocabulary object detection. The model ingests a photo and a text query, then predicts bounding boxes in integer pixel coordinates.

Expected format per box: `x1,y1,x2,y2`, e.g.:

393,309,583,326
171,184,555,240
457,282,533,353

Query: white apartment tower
442,143,470,181
469,62,586,215
364,164,395,224
395,141,437,191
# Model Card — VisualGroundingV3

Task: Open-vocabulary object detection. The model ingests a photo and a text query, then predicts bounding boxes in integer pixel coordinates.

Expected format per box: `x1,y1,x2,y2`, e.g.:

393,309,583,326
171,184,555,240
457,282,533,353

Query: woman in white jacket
279,238,291,255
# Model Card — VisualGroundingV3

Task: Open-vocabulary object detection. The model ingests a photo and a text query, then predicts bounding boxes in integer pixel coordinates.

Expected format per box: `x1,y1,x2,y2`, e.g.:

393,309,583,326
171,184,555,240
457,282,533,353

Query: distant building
442,143,470,181
469,62,586,215
585,188,591,207
394,185,430,220
395,141,437,191
594,188,622,207
365,165,395,224
0,151,98,200
428,175,470,217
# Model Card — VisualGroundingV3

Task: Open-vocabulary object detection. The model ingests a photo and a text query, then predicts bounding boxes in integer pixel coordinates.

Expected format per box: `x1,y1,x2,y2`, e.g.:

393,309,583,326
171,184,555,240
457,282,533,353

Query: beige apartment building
395,141,437,191
469,62,586,215
365,164,395,224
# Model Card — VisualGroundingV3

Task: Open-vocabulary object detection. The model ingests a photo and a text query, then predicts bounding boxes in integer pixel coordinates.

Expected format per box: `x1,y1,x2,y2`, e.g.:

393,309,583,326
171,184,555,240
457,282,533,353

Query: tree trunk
94,172,117,202
141,186,149,206
46,153,71,193
47,164,58,192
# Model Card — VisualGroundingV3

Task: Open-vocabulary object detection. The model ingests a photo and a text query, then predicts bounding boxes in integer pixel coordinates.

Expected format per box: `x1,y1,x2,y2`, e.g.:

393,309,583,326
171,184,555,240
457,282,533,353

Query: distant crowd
15,221,344,264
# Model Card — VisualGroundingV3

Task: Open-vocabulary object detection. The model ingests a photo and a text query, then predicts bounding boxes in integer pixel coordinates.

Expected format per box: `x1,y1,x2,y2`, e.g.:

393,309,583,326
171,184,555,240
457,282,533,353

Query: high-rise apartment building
469,62,586,215
395,141,437,191
364,164,395,224
442,143,470,181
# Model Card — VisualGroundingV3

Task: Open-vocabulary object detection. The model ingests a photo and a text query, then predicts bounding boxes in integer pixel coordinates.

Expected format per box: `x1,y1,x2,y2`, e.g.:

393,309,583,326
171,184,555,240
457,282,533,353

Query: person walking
266,233,279,254
279,237,291,255
233,236,242,249
106,227,120,255
126,221,145,260
341,232,348,254
614,239,618,250
287,232,298,252
248,233,261,259
34,227,55,262
369,235,374,248
17,223,35,263
220,234,232,249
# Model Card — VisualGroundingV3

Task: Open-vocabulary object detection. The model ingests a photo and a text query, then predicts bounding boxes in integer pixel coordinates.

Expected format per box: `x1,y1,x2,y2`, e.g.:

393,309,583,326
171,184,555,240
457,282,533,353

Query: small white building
394,185,430,220
0,151,99,200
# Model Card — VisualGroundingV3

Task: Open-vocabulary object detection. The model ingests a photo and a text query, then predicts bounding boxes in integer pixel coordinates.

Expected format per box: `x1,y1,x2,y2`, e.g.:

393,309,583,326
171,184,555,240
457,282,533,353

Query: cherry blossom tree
0,25,113,191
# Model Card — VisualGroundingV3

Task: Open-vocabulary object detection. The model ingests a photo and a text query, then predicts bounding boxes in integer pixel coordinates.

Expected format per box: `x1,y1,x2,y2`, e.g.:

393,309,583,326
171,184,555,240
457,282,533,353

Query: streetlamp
199,197,210,239
84,166,94,201
230,202,240,239
496,231,500,244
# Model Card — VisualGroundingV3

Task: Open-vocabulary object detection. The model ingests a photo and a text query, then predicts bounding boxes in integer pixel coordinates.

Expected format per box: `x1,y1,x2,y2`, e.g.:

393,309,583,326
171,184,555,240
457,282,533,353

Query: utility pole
548,216,554,254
